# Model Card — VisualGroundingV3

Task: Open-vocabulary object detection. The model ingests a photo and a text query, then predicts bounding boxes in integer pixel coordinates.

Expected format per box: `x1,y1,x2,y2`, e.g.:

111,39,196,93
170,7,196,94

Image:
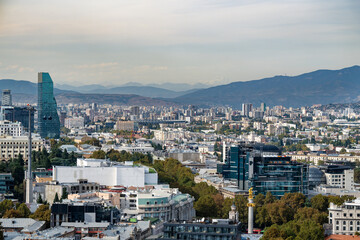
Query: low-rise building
53,159,158,187
120,188,195,222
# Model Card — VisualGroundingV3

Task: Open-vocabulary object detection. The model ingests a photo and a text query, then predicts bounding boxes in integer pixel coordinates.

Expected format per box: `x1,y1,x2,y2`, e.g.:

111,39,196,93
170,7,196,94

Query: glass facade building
3,107,35,132
38,72,60,139
160,221,241,240
217,143,309,198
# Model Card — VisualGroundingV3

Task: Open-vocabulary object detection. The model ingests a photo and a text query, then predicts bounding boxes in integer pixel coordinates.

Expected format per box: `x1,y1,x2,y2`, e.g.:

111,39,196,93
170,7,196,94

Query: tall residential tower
37,72,60,139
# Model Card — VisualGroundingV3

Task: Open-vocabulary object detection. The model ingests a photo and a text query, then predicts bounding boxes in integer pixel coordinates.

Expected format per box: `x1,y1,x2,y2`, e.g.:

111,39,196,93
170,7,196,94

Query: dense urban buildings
37,72,60,138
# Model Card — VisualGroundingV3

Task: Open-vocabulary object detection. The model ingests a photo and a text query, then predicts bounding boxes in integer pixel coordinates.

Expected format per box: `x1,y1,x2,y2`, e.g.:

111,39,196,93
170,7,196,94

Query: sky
0,0,359,87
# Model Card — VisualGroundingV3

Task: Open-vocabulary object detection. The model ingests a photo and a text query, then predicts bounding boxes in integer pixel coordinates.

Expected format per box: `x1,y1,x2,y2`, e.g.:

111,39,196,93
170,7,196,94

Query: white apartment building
325,169,354,190
0,135,43,161
0,120,24,137
53,158,158,187
65,117,84,129
329,199,360,235
120,188,195,222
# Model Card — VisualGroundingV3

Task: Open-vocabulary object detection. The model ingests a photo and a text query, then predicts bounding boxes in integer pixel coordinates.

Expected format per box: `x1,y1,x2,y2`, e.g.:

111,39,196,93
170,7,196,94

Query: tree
340,148,347,154
17,203,31,218
194,195,217,217
265,192,276,204
30,204,51,223
61,188,68,200
37,194,44,204
280,192,306,211
267,201,294,225
53,193,60,203
3,209,21,218
294,207,327,225
311,194,329,212
91,150,106,159
0,199,14,216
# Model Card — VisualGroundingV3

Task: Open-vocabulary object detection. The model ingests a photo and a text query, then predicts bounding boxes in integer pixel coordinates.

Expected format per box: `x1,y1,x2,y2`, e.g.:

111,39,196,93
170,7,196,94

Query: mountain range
1,65,360,108
174,65,360,108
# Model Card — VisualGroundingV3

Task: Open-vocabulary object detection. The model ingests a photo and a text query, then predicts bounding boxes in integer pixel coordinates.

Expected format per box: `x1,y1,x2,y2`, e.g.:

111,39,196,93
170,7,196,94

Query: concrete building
0,120,24,137
0,135,43,161
329,198,360,235
1,89,12,106
120,188,195,222
53,158,158,187
114,121,135,131
65,117,85,129
321,165,355,190
45,179,101,204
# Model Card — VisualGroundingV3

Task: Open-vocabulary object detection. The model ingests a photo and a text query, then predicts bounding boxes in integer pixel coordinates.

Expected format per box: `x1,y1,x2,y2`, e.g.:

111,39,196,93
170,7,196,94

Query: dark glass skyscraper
38,72,60,138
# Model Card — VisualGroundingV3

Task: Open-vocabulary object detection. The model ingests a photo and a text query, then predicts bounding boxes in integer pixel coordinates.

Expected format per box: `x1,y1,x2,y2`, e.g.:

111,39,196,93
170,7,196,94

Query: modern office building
328,198,360,235
38,72,60,139
0,173,14,194
160,219,241,240
1,106,35,132
217,143,309,198
1,90,12,106
51,202,119,227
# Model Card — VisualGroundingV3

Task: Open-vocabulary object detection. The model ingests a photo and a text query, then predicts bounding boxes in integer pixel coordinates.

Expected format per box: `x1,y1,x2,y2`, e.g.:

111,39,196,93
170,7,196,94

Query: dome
309,166,326,189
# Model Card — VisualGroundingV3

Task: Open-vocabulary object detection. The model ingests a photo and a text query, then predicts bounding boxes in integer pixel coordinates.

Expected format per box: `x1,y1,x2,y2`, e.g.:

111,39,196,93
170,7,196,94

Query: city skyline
0,0,359,86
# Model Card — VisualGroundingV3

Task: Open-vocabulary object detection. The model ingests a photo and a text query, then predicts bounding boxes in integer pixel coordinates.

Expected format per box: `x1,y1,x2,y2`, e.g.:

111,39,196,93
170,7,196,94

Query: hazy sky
0,0,359,86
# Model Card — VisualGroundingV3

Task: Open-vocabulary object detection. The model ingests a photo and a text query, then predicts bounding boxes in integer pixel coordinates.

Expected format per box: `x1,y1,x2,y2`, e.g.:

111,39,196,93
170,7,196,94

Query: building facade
53,158,158,187
0,135,43,161
65,117,85,129
0,173,14,194
1,90,12,106
160,219,241,240
1,107,35,132
120,188,195,222
217,143,309,198
114,120,135,131
329,199,360,235
38,72,60,139
0,120,24,137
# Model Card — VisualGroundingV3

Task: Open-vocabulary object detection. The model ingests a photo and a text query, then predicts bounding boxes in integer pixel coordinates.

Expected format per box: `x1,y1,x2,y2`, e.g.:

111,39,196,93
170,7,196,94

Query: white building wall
53,166,154,187
145,173,158,185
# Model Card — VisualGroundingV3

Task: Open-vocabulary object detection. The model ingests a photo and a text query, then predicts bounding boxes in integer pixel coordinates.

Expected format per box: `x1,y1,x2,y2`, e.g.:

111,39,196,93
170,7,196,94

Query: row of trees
0,200,51,226
149,158,356,238
91,149,153,165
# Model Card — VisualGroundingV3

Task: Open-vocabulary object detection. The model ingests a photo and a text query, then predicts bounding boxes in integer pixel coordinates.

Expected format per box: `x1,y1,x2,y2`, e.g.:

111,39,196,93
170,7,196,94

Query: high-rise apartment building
241,103,252,117
37,72,60,138
1,90,12,106
217,143,308,198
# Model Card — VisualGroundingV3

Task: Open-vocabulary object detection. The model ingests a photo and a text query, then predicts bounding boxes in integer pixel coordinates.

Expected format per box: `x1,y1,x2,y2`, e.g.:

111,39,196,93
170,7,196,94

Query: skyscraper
38,72,60,138
1,89,12,106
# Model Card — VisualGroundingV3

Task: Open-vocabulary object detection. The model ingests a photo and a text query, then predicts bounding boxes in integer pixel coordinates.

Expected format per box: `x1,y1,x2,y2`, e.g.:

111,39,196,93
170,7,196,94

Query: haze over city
0,0,359,86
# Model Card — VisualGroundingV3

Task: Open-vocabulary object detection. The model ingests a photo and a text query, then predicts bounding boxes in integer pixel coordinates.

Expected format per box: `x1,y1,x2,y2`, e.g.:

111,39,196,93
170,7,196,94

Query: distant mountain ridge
174,65,360,108
2,65,360,107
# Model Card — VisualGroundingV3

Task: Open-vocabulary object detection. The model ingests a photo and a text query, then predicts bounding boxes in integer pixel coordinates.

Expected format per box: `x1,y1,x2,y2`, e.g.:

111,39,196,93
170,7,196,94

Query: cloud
74,62,119,69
